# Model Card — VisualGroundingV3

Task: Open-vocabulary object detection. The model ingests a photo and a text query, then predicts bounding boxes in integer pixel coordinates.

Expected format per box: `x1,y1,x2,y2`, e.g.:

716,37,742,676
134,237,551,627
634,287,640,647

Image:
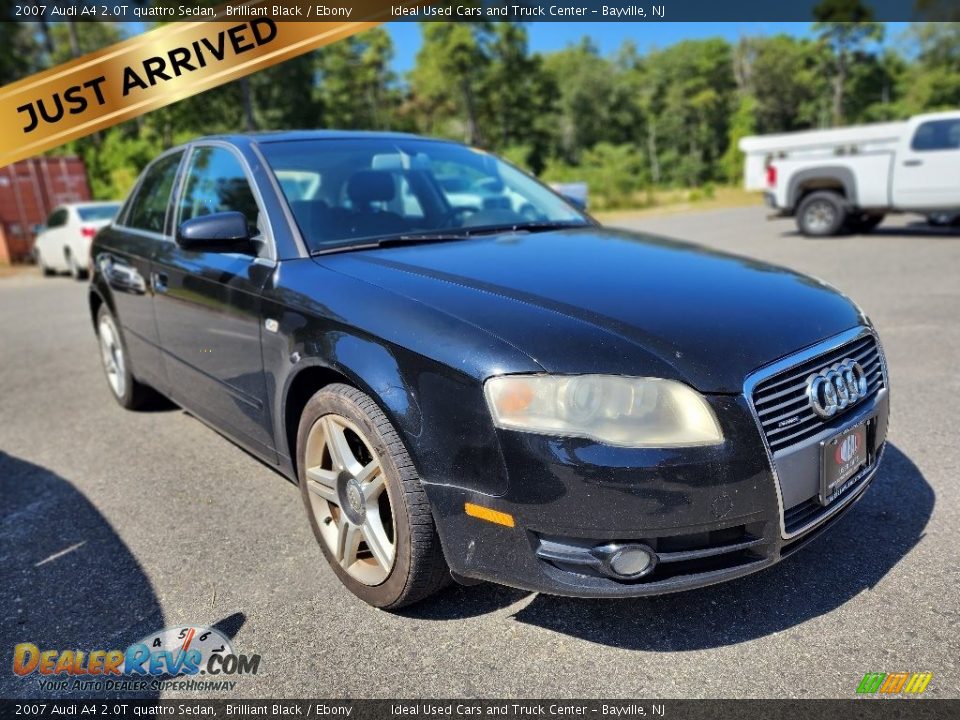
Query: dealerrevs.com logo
856,672,933,695
12,625,261,693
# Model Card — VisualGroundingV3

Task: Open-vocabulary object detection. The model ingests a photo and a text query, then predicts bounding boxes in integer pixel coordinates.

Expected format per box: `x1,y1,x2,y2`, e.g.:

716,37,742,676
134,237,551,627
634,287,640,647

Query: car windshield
259,138,590,252
77,204,121,222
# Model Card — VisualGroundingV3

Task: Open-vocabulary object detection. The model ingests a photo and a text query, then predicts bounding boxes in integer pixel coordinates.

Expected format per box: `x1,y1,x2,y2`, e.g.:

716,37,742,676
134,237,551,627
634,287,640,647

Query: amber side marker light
464,502,515,528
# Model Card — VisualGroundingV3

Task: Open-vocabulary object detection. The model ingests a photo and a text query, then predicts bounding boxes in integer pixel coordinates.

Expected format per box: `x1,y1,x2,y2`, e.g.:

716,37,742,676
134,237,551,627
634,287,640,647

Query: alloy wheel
804,200,836,234
98,316,126,398
303,413,396,585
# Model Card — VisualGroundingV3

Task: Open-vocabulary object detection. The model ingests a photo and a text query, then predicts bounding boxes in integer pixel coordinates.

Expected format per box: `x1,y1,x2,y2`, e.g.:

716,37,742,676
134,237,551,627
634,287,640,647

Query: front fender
262,258,538,495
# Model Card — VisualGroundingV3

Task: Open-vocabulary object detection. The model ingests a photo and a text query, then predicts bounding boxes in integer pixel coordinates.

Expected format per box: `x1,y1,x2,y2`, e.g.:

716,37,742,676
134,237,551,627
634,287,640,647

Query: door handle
152,272,168,293
903,159,923,167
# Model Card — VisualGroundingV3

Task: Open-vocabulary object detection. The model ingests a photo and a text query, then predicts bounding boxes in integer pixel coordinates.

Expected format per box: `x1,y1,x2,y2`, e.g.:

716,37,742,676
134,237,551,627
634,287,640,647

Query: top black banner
7,0,958,23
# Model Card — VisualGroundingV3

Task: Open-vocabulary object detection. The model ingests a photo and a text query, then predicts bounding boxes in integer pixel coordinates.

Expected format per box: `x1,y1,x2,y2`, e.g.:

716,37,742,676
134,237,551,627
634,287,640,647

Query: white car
34,202,121,280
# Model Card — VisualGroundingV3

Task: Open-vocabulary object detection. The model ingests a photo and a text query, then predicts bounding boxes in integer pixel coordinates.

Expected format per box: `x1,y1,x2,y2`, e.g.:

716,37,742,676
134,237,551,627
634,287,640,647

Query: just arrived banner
0,1,439,167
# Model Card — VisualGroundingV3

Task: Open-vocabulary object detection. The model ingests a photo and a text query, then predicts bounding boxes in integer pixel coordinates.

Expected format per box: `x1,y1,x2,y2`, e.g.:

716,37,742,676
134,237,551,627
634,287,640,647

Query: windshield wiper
497,220,593,233
311,233,471,255
311,221,592,256
381,222,590,243
376,232,473,246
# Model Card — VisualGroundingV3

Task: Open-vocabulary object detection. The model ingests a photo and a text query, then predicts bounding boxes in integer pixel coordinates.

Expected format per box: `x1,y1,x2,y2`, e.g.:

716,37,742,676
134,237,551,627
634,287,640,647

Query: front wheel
927,212,960,227
796,191,846,237
846,212,884,234
297,384,449,609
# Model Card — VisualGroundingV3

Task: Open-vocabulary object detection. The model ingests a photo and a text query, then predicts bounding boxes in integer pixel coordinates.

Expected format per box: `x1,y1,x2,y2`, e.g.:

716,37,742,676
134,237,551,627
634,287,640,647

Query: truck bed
739,121,905,192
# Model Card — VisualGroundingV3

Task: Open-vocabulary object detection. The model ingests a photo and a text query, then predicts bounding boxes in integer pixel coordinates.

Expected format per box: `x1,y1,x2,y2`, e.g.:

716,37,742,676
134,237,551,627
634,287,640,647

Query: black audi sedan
90,132,889,608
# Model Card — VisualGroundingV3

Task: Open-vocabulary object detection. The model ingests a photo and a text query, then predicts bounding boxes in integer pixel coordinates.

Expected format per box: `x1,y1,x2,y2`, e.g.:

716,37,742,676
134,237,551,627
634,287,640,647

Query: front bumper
423,354,889,598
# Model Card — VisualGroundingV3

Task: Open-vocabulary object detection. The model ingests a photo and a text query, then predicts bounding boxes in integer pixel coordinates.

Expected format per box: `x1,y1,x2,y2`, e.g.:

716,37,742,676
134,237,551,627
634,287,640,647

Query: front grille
751,333,885,453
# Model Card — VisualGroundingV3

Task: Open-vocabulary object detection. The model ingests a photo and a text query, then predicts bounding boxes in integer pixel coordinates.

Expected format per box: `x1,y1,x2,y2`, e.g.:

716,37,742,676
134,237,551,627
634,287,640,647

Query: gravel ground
0,206,957,699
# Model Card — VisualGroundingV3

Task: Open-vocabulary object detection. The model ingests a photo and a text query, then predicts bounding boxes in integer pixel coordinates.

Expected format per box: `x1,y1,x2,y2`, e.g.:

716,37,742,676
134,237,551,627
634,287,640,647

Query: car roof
198,130,433,145
57,201,121,210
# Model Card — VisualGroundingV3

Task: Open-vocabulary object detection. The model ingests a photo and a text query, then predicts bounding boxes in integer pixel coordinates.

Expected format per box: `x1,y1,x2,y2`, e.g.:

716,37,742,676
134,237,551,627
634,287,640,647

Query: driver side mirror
176,211,251,251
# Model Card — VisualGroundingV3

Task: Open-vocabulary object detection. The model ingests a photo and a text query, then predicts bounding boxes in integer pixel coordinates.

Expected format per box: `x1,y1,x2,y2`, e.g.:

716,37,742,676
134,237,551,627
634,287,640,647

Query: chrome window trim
112,227,168,243
114,147,187,237
743,326,890,540
250,141,309,259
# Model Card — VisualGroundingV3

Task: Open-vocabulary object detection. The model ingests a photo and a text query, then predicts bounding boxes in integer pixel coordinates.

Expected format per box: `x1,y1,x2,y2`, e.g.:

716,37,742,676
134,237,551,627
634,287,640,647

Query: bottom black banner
0,700,957,720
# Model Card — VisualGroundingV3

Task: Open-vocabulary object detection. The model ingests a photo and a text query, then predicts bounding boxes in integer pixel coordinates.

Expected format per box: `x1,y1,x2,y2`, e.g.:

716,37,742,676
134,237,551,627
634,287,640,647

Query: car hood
319,227,864,393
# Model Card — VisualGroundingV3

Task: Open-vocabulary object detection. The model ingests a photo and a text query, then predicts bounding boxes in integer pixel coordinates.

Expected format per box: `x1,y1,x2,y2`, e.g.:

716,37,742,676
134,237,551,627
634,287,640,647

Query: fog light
594,543,657,579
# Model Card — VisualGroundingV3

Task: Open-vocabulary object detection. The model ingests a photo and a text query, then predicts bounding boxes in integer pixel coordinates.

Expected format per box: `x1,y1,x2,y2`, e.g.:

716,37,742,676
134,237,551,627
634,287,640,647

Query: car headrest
347,170,395,206
289,199,328,228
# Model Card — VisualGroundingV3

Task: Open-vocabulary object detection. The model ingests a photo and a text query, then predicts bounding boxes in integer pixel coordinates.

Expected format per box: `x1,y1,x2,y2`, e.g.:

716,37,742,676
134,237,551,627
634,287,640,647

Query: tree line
2,4,960,209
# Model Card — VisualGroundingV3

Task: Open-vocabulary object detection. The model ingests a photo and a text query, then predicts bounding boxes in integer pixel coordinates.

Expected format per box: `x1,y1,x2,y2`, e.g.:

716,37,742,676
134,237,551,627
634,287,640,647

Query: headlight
484,374,723,448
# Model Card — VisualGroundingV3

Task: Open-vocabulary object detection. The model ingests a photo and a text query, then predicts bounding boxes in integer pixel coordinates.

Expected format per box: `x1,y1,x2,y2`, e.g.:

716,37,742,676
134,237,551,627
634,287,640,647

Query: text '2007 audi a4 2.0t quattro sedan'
90,132,889,608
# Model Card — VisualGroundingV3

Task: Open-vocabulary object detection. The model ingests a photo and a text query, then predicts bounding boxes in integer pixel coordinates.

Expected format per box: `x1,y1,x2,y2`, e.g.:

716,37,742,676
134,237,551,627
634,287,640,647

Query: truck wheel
297,383,450,609
927,213,960,227
797,191,846,237
846,213,884,234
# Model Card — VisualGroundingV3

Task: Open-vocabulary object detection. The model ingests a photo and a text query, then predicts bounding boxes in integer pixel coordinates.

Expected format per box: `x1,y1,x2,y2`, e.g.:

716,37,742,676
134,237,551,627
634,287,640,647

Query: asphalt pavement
1,205,957,699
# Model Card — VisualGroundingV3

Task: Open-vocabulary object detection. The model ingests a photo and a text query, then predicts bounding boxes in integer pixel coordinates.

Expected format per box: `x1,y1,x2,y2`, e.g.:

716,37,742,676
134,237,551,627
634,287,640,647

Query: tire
36,250,55,277
927,212,960,227
96,305,151,409
66,249,88,280
796,191,846,237
297,383,449,609
846,212,884,234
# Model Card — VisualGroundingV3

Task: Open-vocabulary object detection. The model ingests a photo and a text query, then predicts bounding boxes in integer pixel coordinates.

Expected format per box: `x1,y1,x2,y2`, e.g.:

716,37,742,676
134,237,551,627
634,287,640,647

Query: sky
385,21,911,74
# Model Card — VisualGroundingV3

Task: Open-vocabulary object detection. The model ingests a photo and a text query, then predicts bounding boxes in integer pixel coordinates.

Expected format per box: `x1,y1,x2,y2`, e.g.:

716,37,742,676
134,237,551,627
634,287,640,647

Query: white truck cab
740,111,960,236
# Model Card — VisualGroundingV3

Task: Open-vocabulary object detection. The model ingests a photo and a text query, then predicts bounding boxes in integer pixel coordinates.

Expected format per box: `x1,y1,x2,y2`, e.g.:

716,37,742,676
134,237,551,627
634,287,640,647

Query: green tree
643,38,736,185
541,38,619,162
813,0,884,125
733,35,829,132
0,8,42,85
721,94,757,183
410,22,492,144
316,28,398,130
895,23,960,114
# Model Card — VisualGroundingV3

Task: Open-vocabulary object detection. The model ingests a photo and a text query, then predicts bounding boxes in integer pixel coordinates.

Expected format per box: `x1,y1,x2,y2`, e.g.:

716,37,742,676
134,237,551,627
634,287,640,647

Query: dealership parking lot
1,204,958,699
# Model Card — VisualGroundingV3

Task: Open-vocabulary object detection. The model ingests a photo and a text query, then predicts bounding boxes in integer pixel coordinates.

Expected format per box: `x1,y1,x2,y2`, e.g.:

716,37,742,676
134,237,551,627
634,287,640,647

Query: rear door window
46,208,68,228
125,152,183,234
911,119,960,152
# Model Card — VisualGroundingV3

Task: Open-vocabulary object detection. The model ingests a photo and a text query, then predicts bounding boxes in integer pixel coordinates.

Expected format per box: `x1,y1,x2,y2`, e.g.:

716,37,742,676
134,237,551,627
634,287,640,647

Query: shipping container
0,157,92,264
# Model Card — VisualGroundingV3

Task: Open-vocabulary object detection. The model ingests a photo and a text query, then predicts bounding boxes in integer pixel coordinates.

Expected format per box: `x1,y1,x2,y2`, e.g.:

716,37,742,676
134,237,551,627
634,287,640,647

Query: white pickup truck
740,110,960,236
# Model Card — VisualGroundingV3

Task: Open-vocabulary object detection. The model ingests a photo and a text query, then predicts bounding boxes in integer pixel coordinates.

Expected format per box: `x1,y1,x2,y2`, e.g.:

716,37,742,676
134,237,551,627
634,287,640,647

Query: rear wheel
96,305,151,409
66,249,87,280
36,250,55,277
297,384,449,609
797,191,846,237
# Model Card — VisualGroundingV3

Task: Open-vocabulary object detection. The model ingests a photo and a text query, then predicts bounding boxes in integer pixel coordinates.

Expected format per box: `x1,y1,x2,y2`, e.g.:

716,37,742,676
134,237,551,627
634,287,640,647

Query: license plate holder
819,418,871,506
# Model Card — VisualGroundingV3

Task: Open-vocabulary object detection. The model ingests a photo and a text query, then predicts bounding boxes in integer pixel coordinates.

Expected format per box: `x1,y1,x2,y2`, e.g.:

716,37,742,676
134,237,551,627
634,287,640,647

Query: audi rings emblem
806,359,869,419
